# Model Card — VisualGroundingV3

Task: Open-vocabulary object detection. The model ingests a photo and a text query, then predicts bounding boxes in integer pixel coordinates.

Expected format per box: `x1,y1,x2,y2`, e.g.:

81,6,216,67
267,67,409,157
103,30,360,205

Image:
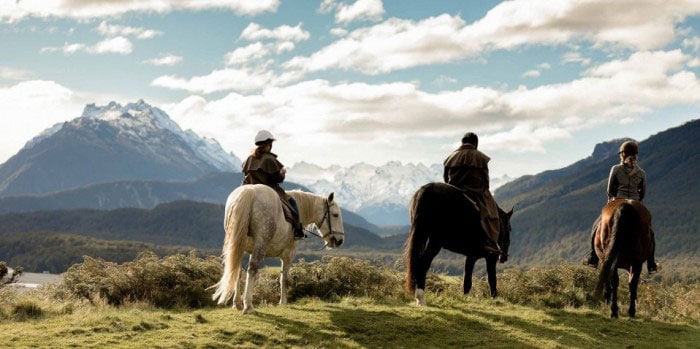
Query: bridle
311,199,344,243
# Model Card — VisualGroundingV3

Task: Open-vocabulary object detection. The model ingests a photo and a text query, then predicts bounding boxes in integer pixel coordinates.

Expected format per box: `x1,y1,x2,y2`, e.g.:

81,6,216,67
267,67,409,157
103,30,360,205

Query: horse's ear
328,192,334,203
507,206,514,218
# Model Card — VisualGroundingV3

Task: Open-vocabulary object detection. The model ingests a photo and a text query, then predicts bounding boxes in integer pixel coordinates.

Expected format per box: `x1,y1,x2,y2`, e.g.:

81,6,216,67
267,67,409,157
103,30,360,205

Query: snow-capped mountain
287,161,512,225
0,100,241,197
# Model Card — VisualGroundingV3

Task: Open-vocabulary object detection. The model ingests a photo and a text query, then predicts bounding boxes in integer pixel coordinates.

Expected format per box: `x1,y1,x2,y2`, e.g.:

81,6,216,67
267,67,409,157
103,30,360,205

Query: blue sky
1,0,699,179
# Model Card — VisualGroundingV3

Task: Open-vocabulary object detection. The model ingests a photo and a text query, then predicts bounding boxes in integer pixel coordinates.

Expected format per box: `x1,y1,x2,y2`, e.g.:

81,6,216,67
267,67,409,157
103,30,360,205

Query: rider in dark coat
242,130,305,240
443,132,502,255
584,140,659,273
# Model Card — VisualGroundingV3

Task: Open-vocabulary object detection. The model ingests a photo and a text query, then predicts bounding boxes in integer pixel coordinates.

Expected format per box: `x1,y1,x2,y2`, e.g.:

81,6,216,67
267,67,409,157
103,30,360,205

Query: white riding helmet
254,130,276,145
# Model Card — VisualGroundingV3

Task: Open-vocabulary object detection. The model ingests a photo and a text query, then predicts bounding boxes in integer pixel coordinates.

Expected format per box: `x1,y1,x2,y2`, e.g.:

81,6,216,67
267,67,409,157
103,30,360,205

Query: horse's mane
286,190,323,223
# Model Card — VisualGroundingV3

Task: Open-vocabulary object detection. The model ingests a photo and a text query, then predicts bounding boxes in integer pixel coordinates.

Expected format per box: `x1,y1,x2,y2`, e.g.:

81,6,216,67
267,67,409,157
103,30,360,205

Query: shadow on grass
322,305,533,348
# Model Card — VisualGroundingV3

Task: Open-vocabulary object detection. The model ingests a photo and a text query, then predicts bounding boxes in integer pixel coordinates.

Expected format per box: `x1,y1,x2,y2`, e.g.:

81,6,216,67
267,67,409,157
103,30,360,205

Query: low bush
60,251,221,308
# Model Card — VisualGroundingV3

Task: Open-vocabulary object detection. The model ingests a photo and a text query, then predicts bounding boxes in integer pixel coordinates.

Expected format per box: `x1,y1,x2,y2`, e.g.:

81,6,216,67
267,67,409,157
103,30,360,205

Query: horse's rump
596,199,652,269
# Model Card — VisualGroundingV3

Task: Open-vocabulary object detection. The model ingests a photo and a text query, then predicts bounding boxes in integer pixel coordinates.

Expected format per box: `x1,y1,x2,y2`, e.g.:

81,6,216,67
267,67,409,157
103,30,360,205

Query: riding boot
288,197,306,240
583,217,600,268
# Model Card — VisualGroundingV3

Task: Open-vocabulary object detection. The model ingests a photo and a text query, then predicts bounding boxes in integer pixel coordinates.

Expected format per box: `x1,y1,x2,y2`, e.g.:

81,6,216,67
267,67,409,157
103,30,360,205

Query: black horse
404,182,512,306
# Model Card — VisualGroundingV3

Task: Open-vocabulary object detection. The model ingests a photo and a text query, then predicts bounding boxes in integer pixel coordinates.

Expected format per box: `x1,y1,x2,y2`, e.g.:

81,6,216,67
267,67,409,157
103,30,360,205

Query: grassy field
1,296,698,348
1,255,698,348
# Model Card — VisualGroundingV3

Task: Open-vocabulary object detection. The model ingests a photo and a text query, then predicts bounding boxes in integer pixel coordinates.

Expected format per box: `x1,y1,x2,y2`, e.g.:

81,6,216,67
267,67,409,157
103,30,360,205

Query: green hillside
495,119,700,264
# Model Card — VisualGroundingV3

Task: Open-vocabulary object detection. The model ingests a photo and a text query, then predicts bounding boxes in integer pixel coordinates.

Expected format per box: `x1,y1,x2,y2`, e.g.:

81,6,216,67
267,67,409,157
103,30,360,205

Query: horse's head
498,206,513,263
317,192,344,248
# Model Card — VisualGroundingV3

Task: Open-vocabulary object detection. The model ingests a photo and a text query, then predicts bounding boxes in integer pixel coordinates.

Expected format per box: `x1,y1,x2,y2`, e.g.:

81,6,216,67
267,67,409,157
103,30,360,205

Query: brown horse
593,199,654,318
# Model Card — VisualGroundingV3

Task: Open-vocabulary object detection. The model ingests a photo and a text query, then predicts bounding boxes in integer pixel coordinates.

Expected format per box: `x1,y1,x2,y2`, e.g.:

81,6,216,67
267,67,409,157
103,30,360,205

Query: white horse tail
212,186,255,305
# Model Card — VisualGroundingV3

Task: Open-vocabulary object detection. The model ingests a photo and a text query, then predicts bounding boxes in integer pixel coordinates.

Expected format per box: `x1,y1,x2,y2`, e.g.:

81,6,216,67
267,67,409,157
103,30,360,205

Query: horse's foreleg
486,255,498,298
242,250,265,314
279,253,293,305
610,270,619,318
628,264,642,318
463,256,477,295
415,242,441,306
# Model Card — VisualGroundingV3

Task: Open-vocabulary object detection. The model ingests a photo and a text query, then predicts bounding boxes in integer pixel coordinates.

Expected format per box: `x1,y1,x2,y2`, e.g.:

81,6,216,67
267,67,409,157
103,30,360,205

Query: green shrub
12,301,44,320
60,251,222,308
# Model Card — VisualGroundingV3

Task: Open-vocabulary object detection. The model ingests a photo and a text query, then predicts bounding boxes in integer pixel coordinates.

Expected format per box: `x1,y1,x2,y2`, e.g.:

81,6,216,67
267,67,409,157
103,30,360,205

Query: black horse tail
594,203,634,300
405,187,430,295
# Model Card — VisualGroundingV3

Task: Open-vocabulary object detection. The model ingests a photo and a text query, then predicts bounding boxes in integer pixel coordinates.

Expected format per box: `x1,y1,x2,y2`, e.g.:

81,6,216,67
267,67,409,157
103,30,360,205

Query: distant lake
7,271,62,290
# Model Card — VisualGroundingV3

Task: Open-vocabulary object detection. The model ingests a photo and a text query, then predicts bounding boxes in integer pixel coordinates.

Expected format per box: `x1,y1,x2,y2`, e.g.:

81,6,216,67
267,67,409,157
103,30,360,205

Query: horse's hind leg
232,266,243,309
415,241,441,306
242,250,265,314
628,264,642,317
610,270,620,318
486,255,498,298
463,256,477,295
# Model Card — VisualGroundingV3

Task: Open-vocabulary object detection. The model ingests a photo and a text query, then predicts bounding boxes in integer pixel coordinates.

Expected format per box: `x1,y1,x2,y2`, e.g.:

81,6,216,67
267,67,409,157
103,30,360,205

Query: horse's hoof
610,313,619,319
414,289,426,306
242,307,255,315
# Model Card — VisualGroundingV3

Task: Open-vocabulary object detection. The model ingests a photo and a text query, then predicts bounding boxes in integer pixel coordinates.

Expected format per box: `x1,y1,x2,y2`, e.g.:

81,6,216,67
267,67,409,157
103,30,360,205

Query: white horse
211,184,344,314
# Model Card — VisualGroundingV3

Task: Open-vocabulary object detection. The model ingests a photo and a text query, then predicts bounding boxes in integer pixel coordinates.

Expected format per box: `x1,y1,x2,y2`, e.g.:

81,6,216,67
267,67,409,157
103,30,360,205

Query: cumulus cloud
142,54,183,66
682,36,700,51
562,52,591,65
286,0,700,75
41,36,133,55
97,21,162,40
320,0,385,24
1,0,280,22
240,22,310,42
0,67,32,80
521,70,541,78
163,50,700,164
151,67,279,94
224,42,271,66
0,80,87,162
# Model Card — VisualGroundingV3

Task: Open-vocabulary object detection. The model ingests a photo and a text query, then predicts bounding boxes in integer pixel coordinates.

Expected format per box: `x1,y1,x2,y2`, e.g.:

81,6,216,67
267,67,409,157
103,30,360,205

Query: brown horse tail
211,187,255,305
594,203,634,300
404,187,429,295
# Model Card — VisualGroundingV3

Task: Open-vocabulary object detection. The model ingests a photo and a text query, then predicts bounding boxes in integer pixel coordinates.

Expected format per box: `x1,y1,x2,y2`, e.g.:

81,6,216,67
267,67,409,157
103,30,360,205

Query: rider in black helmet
584,140,659,274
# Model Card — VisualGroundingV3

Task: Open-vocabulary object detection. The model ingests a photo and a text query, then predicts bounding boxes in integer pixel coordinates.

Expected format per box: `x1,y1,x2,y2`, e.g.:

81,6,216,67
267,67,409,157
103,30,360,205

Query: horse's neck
288,191,322,224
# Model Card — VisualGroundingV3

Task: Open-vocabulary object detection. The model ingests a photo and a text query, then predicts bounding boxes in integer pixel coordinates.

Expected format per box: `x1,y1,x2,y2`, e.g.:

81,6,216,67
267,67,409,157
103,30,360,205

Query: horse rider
443,132,503,255
583,140,659,273
241,130,306,240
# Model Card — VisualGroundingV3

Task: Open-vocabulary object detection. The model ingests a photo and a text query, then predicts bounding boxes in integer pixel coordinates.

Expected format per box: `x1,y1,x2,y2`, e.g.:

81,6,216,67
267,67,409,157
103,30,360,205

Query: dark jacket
242,151,285,186
443,143,491,193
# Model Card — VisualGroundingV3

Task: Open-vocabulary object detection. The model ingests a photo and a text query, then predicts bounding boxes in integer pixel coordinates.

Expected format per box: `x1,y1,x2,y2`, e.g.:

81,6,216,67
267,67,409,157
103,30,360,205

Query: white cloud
689,58,700,68
521,70,541,78
41,36,133,55
240,22,310,42
163,50,700,164
0,67,32,80
285,1,700,75
334,0,385,24
330,27,348,37
1,0,280,22
538,63,551,70
562,52,591,66
224,42,270,66
0,80,86,162
97,21,162,40
151,67,278,94
432,75,457,87
142,54,183,66
682,36,700,51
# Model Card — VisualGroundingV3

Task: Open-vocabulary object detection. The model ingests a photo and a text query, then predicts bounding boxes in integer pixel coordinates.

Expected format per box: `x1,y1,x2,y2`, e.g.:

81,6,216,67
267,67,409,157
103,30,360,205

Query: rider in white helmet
242,130,305,240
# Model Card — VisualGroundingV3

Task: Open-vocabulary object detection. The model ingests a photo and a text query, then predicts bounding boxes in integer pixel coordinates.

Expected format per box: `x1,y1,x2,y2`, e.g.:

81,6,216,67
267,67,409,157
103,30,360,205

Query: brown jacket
443,143,500,240
443,144,491,193
242,151,285,186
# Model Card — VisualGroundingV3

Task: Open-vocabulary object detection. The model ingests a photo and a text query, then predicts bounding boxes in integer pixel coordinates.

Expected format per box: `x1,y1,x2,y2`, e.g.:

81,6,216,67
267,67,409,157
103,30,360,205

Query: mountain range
287,161,512,225
0,100,240,197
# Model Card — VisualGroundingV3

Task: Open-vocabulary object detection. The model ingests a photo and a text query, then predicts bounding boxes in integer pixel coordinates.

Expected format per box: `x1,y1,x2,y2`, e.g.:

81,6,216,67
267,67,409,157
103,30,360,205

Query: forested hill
494,119,700,263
